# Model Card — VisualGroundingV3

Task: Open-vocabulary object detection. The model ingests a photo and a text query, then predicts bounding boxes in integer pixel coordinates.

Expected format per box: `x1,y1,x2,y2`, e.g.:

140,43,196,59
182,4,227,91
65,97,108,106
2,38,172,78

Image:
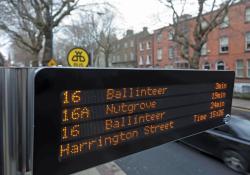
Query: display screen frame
33,68,235,175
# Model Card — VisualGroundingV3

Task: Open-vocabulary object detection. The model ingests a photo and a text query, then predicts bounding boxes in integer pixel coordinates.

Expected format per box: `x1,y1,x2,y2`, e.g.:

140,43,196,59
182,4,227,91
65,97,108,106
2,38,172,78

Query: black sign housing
34,68,235,175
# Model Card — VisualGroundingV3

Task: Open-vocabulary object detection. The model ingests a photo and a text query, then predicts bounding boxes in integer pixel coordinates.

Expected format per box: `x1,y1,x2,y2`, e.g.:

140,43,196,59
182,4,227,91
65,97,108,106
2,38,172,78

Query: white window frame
168,47,174,59
157,48,163,60
201,43,207,56
246,32,250,51
236,60,244,78
146,41,151,50
139,56,144,65
124,42,128,48
201,21,208,30
157,33,162,42
216,61,225,70
130,52,134,61
168,30,174,40
246,8,250,22
146,55,151,65
220,15,229,28
203,62,210,70
220,37,229,53
139,42,144,51
123,54,127,62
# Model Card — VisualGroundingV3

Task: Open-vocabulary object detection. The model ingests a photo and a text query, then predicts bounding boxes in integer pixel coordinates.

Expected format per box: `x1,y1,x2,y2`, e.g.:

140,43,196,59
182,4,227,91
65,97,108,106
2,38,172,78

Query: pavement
232,98,250,110
72,161,127,175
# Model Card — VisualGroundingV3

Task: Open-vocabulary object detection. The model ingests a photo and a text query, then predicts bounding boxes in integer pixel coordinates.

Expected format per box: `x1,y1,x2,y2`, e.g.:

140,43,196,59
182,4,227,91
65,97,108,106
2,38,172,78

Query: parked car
181,115,250,174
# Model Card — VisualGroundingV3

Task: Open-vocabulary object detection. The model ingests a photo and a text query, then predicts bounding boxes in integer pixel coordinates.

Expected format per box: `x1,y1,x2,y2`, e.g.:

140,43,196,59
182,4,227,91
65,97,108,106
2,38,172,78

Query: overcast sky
109,0,169,32
0,0,223,57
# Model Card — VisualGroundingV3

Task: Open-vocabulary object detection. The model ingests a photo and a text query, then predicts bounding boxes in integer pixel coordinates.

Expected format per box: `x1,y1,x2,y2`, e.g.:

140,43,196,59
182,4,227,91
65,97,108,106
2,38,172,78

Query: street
114,108,250,175
116,142,241,175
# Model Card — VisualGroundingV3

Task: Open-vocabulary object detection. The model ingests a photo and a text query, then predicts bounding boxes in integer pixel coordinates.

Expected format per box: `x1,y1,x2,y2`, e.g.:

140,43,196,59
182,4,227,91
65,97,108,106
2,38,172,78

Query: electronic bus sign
33,68,235,175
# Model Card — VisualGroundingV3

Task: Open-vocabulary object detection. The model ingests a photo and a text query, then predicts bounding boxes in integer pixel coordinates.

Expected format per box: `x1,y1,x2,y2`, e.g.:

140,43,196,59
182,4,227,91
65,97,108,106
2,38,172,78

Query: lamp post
50,0,53,60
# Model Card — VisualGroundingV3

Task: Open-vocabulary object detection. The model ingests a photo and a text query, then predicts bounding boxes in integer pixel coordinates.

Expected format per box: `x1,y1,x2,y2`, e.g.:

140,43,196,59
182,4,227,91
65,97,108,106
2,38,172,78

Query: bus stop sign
33,68,235,175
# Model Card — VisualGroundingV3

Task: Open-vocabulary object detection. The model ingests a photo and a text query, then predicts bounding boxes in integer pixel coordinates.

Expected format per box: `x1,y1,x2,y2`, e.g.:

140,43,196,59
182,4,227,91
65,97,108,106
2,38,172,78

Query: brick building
137,28,154,68
198,1,250,83
114,1,250,83
150,1,250,82
152,14,194,69
111,30,137,68
111,28,150,68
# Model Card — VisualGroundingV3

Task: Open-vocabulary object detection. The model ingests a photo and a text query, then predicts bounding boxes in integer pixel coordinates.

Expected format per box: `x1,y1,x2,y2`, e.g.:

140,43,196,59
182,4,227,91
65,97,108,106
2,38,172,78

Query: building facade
152,1,250,82
199,1,250,83
111,30,137,68
112,1,250,83
111,28,151,68
137,28,154,68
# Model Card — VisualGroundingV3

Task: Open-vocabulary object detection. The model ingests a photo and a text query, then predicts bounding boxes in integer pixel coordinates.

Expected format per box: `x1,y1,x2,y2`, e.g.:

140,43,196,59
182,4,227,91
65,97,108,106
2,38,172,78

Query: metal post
0,68,35,175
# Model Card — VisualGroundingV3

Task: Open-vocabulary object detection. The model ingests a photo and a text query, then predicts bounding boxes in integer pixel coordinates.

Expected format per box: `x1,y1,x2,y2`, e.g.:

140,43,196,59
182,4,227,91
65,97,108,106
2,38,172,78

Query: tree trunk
30,50,40,67
105,52,109,67
190,51,200,69
42,30,53,65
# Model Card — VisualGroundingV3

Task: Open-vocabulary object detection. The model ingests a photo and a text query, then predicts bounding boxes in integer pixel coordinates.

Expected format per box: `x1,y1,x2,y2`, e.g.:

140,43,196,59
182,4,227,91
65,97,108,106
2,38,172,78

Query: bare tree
58,17,101,66
57,9,118,67
0,0,78,65
160,0,235,69
88,9,118,67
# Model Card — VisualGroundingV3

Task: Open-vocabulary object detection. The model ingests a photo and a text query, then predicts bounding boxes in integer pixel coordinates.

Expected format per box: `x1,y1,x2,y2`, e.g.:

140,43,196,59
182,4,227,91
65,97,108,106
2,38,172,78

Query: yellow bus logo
67,48,90,67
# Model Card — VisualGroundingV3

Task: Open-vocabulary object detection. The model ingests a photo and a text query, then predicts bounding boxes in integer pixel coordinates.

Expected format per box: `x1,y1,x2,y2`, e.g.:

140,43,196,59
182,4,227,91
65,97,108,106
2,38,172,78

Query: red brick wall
151,1,250,82
153,27,174,68
199,2,250,81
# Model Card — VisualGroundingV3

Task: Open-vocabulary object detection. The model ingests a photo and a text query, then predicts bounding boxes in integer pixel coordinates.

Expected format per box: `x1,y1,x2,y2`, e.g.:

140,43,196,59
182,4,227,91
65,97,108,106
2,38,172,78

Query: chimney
143,27,148,32
126,30,134,36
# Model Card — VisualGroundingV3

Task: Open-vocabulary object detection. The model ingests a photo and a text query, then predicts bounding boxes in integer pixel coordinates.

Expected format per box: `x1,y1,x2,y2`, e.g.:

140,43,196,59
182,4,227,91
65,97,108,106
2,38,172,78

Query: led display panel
33,68,235,175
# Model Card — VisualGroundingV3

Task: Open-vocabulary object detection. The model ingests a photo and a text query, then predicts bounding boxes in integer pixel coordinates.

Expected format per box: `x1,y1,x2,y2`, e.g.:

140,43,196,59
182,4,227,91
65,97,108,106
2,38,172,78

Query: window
157,48,162,60
146,55,151,65
124,54,127,61
236,60,244,77
248,60,250,78
201,43,207,56
220,37,229,53
139,42,143,51
130,52,135,61
157,33,162,42
168,30,174,40
130,41,134,47
201,21,208,30
117,55,120,62
246,32,250,51
203,63,209,70
220,15,229,28
124,42,128,48
117,44,120,49
216,61,225,70
168,47,174,59
246,8,250,22
146,42,151,49
139,56,144,65
203,62,210,70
